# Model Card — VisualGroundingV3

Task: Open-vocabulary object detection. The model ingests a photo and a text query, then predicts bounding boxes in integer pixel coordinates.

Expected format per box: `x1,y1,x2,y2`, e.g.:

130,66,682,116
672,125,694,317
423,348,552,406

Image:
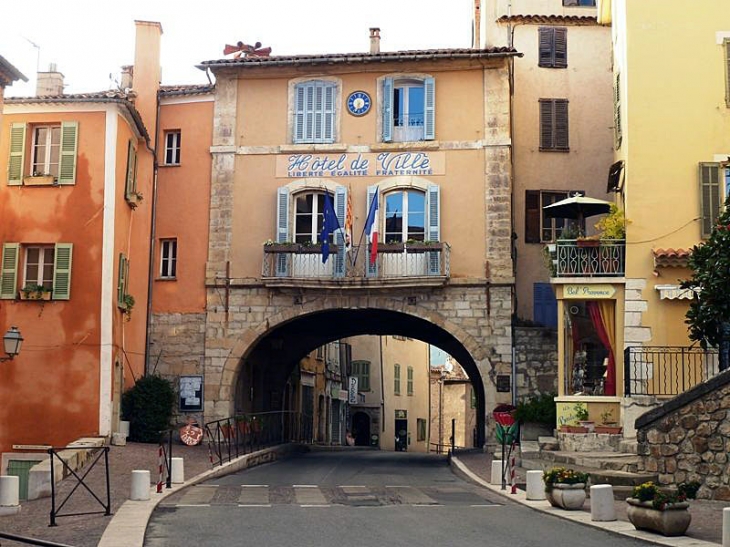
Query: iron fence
204,411,304,467
624,346,719,396
554,239,625,277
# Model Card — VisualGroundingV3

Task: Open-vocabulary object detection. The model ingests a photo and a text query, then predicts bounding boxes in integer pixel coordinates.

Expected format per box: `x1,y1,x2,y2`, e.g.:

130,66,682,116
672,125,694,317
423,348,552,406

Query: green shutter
700,163,721,239
8,123,26,185
117,253,127,305
52,243,73,300
125,141,136,197
0,243,19,299
57,121,78,185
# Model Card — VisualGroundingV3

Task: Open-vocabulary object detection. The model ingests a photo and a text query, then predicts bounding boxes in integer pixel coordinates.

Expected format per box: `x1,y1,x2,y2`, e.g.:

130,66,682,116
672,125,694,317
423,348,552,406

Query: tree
681,196,730,369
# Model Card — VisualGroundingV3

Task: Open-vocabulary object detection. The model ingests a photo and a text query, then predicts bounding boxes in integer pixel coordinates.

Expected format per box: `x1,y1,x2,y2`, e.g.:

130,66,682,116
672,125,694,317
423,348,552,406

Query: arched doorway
351,412,371,447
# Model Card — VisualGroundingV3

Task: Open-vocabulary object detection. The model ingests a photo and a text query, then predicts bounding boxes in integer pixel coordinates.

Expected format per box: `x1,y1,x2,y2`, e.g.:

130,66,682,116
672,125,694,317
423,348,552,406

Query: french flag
364,189,379,265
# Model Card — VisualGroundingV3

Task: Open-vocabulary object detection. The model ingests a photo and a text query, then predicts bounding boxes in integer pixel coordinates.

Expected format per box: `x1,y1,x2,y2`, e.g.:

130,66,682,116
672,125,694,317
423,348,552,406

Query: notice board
179,375,203,412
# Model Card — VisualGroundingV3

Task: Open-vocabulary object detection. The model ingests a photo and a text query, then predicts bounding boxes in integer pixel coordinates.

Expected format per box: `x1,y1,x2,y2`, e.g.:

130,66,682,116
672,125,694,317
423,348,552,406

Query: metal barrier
48,446,111,527
0,532,74,546
204,411,303,467
624,346,719,396
157,429,173,492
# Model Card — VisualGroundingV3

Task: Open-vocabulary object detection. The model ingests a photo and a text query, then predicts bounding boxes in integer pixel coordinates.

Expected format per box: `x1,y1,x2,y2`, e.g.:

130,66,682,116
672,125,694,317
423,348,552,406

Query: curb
98,443,304,547
450,456,720,547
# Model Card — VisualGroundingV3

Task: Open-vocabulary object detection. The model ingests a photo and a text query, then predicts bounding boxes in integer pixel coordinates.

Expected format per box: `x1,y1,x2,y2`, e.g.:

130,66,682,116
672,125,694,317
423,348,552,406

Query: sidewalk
454,450,728,546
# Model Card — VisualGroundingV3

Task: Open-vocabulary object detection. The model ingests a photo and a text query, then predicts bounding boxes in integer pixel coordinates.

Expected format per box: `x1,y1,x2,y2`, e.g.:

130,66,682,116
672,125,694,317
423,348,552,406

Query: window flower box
20,284,52,300
23,175,56,186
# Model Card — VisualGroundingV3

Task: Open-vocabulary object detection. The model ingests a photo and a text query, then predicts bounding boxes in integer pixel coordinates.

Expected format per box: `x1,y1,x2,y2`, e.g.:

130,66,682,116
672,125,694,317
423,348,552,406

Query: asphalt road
145,449,656,547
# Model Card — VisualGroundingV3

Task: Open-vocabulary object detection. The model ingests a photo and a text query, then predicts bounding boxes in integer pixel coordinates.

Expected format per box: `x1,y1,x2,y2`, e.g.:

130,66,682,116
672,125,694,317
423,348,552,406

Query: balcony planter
264,243,300,253
577,238,600,248
404,242,443,252
378,243,405,253
19,288,52,300
23,175,55,186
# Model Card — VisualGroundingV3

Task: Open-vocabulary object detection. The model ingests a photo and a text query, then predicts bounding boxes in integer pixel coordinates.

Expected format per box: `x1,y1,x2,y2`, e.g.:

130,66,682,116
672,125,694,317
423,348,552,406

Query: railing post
104,447,111,515
166,430,173,489
623,347,631,396
49,448,57,527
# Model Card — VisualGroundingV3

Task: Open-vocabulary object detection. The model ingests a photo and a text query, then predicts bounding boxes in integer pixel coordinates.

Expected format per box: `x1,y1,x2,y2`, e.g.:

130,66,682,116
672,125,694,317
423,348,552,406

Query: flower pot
23,175,55,186
19,291,51,301
579,420,595,432
594,425,623,434
551,483,587,510
561,425,589,433
626,498,691,536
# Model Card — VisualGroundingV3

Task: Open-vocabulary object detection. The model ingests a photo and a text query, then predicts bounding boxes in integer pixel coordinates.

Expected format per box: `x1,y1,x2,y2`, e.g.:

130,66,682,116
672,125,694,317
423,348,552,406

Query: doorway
395,419,408,451
352,411,371,447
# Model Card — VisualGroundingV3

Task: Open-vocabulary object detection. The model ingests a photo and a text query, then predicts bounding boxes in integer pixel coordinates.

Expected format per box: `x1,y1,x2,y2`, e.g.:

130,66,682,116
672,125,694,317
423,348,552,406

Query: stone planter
626,498,691,536
550,483,587,510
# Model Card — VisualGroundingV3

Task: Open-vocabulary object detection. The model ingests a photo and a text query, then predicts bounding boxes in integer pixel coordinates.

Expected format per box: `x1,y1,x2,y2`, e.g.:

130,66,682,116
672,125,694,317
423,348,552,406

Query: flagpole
355,190,378,265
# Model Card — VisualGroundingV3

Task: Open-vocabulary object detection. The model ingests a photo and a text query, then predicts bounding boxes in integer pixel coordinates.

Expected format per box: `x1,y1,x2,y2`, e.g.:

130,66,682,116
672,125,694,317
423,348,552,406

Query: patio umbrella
543,195,612,227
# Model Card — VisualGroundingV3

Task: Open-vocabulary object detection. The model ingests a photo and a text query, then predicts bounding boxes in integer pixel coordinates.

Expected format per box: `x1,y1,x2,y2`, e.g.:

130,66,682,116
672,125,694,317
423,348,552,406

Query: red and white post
510,444,517,494
157,444,164,493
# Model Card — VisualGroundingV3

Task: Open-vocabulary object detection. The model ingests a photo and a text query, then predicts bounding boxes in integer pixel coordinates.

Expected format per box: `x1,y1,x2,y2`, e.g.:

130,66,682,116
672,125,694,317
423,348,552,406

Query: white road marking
300,504,330,508
176,504,210,507
237,504,272,507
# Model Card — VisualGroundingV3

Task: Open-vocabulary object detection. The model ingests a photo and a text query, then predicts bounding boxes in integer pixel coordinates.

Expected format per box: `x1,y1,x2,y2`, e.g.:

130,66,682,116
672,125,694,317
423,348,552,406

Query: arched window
384,189,425,243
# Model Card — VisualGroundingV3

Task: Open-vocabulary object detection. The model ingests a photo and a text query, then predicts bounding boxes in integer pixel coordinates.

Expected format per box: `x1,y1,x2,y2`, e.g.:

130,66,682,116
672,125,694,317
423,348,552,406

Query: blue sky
1,0,473,97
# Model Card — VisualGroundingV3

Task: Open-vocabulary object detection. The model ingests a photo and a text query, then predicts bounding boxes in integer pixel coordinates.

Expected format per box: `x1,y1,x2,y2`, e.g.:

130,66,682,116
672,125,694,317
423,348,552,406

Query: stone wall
514,326,558,399
635,368,730,500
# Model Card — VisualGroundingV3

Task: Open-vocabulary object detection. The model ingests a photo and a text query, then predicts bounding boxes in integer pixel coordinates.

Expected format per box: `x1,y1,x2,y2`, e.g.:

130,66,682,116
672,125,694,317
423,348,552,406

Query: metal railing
624,346,719,396
0,532,74,546
554,239,625,277
204,411,305,467
262,243,450,280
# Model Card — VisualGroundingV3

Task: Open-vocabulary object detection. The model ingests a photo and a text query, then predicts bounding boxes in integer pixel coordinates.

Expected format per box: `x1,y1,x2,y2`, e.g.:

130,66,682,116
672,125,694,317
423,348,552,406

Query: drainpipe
144,92,161,376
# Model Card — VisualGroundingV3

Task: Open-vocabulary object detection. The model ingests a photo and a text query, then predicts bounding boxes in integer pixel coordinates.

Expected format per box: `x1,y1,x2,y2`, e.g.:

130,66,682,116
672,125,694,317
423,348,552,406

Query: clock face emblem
347,91,371,116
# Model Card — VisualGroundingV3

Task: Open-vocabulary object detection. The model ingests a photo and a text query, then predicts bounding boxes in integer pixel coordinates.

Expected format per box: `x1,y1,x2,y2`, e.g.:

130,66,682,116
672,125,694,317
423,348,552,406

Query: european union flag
320,193,340,264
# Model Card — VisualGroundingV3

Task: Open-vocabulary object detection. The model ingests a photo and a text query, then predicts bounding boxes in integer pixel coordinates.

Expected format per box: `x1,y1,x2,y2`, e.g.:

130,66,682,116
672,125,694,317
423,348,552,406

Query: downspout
380,336,385,435
144,92,161,376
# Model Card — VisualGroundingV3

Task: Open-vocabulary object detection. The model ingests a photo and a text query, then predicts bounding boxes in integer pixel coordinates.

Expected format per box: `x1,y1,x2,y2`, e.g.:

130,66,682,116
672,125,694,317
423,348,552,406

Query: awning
655,284,697,300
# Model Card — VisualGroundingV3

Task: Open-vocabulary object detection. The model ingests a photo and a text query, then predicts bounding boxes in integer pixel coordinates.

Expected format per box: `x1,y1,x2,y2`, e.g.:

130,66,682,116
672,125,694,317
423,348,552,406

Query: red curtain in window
587,301,616,396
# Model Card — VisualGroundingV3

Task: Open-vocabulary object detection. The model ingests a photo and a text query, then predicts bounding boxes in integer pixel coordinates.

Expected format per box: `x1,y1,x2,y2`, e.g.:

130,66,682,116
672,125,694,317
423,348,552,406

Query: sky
1,0,474,98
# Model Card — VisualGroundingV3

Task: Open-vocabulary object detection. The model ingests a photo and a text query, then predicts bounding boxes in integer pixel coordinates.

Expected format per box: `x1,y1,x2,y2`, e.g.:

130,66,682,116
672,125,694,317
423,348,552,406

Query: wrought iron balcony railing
624,346,719,396
553,239,625,277
261,242,450,282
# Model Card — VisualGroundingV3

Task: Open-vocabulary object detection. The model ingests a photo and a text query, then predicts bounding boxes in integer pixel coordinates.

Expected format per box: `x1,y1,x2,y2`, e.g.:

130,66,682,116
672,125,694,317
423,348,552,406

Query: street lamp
1,326,23,362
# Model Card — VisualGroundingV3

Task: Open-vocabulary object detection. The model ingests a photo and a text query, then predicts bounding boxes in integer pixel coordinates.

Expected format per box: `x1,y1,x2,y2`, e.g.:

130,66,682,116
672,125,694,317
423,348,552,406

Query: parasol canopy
543,194,612,225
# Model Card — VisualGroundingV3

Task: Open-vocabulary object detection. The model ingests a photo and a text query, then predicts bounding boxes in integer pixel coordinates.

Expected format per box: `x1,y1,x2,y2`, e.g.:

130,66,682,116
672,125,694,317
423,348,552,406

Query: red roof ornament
223,41,272,58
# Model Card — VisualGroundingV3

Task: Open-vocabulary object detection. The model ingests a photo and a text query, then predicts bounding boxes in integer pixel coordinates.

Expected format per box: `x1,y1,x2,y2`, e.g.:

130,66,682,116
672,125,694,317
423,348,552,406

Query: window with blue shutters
293,80,337,144
382,76,435,142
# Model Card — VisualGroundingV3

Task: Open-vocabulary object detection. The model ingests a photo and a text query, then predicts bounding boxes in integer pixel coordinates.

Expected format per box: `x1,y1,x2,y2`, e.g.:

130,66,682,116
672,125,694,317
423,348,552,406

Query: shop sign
563,284,615,299
348,376,359,404
276,151,445,178
395,409,407,419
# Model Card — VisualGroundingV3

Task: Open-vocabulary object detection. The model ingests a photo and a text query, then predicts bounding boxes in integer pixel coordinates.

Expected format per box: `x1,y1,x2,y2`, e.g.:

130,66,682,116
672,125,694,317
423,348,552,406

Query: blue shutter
533,283,557,328
313,84,324,142
382,78,394,142
323,84,335,143
276,186,290,277
294,84,306,143
334,186,347,278
424,77,435,141
304,84,315,142
426,184,441,275
366,185,378,278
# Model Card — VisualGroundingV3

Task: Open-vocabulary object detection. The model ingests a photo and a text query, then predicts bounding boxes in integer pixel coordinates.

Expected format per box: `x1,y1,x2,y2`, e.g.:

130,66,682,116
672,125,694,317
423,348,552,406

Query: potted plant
626,481,700,536
594,204,628,240
514,393,556,440
595,409,623,434
543,467,589,510
574,402,594,432
120,293,135,321
126,190,144,209
263,240,300,253
20,283,52,300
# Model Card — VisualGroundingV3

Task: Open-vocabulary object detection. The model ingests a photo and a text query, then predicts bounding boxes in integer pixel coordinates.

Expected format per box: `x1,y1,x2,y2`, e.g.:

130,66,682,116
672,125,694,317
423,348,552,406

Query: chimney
120,65,133,90
369,27,381,54
132,20,163,130
36,63,65,97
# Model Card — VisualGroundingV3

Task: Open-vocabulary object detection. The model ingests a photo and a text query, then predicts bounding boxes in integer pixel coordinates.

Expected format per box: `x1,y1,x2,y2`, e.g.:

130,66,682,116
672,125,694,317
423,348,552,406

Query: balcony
552,239,625,277
262,242,450,288
624,346,719,397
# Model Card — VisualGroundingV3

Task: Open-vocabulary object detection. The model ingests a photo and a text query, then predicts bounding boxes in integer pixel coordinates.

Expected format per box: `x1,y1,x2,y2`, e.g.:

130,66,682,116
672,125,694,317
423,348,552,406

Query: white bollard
526,470,546,500
171,457,185,484
490,460,503,485
130,470,151,501
590,484,616,521
119,420,130,437
0,476,21,516
723,507,730,547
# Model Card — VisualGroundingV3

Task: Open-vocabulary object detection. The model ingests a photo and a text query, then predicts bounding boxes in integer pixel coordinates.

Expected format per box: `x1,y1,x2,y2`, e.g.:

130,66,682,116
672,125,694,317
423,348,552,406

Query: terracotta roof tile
159,84,214,97
496,14,599,25
199,47,521,69
653,248,691,269
653,248,692,259
0,54,28,85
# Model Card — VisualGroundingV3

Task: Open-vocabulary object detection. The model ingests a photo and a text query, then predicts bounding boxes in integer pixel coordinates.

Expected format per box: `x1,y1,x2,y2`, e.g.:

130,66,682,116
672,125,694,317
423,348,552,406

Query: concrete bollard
490,460,503,485
723,507,730,547
130,470,151,501
526,470,546,500
0,476,21,516
590,484,616,521
119,420,130,437
171,457,184,484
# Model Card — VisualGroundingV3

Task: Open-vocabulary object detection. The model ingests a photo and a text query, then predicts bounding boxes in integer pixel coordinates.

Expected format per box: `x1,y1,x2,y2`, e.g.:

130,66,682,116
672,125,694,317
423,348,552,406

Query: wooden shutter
8,123,26,185
0,243,19,299
426,184,441,276
539,100,553,149
554,28,567,68
366,185,378,277
538,27,554,67
52,243,73,300
294,84,306,143
725,40,730,108
525,190,541,243
334,185,347,278
57,121,78,185
125,141,136,197
424,77,436,140
614,73,622,149
554,100,569,150
117,253,127,306
533,282,557,328
700,162,721,239
382,77,394,142
276,186,290,277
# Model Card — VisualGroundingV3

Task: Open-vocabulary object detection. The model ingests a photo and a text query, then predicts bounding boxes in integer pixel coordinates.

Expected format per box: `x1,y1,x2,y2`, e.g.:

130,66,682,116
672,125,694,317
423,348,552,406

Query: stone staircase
518,436,657,499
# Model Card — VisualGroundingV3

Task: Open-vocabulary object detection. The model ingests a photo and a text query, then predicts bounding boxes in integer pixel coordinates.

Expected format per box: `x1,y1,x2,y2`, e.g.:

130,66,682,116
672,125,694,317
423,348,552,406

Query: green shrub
513,393,556,425
121,375,175,443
